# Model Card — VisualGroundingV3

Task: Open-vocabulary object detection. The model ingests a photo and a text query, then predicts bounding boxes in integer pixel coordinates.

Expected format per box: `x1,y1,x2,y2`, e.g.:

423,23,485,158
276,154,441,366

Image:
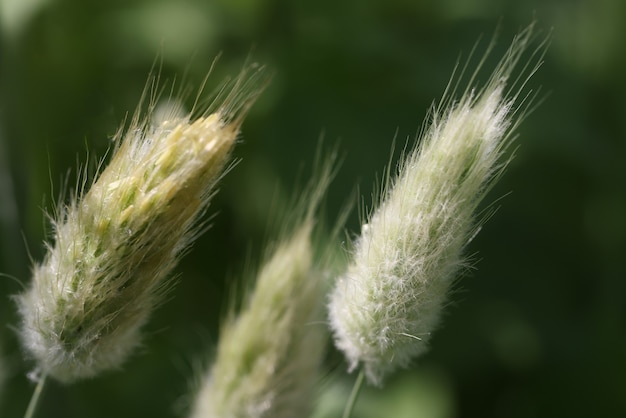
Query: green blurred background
1,0,625,417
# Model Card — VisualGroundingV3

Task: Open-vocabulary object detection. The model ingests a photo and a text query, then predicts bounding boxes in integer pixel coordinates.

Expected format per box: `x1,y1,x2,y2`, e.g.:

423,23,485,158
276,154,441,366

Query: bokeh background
1,0,625,417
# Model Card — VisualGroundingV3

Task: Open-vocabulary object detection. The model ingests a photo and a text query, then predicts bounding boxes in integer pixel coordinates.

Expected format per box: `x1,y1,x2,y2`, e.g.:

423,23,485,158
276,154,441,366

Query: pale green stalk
24,374,46,418
341,370,365,418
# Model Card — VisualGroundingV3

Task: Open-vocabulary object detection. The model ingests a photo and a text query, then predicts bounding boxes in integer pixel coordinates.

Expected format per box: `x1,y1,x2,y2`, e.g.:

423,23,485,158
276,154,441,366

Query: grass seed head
190,157,337,418
16,63,267,383
328,25,545,385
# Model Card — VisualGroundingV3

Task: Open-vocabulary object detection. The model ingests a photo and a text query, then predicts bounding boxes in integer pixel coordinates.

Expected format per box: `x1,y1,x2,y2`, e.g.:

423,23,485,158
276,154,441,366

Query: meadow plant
329,25,545,387
189,180,331,418
8,24,544,418
15,65,267,384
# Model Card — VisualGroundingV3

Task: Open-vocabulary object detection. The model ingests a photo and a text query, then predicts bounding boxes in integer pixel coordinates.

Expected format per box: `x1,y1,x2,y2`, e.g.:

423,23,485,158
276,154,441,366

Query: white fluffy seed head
329,25,545,386
16,65,267,383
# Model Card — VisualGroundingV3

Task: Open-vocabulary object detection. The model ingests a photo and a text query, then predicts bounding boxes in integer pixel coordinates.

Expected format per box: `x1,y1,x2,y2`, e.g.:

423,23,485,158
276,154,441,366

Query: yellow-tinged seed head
16,65,267,383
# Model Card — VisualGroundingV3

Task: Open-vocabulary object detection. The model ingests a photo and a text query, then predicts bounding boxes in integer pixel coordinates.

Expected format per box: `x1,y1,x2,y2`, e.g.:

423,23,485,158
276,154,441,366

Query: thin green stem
24,373,47,418
342,369,365,418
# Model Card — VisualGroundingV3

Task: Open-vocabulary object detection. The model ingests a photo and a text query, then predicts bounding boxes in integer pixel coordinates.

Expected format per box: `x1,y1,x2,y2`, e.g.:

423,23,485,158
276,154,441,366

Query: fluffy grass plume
16,64,266,383
190,162,337,418
328,25,545,385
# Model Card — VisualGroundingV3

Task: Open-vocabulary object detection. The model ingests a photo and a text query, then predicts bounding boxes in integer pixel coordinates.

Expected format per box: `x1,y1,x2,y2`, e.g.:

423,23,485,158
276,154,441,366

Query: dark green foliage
1,0,625,416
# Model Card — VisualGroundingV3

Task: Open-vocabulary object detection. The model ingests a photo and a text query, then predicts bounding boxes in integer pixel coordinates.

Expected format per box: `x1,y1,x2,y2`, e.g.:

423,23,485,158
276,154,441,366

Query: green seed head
190,157,338,418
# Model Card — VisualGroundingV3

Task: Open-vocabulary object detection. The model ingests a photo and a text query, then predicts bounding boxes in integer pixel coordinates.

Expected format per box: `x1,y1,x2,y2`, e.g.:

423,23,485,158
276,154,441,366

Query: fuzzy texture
328,28,541,385
16,68,265,383
190,222,327,418
189,151,338,418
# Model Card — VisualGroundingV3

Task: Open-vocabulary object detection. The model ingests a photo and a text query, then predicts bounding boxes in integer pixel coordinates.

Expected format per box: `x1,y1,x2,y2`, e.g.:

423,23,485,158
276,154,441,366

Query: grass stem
342,369,365,418
24,373,47,418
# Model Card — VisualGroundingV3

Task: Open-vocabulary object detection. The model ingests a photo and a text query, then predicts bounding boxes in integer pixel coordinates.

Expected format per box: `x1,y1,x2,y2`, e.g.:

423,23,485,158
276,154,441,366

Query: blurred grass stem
342,369,365,418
